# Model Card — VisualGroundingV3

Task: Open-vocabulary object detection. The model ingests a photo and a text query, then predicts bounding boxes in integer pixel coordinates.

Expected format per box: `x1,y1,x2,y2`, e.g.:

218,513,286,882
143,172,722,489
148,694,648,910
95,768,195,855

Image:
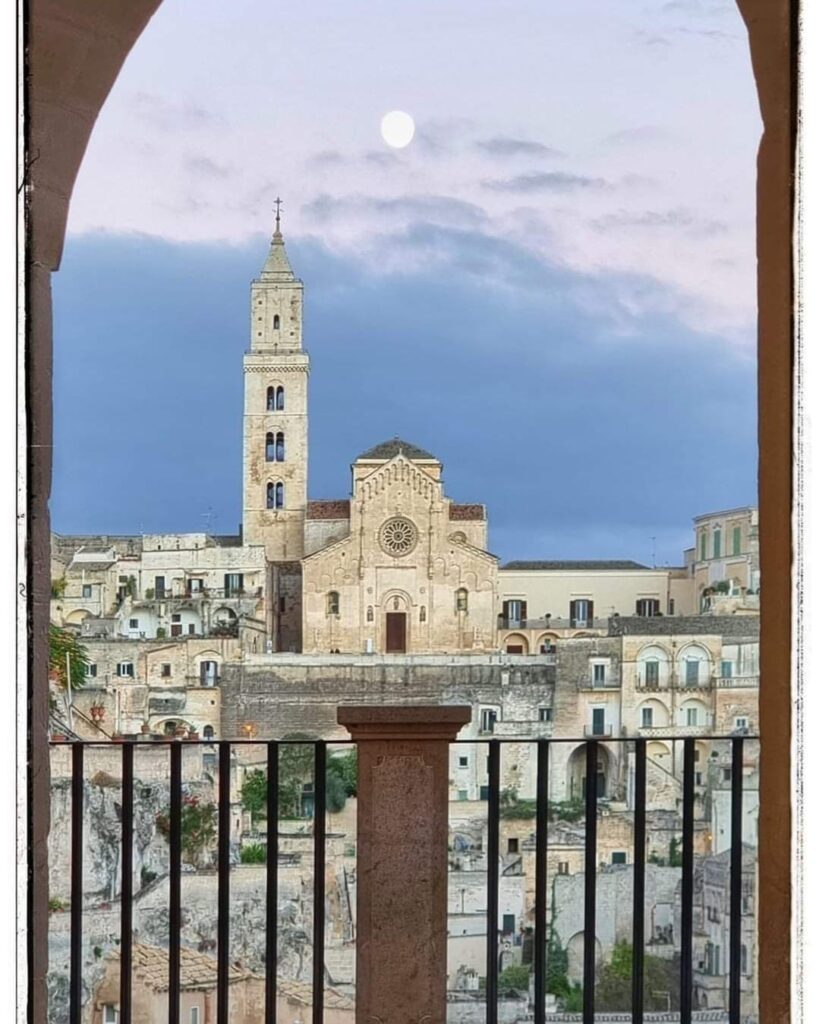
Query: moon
380,110,415,149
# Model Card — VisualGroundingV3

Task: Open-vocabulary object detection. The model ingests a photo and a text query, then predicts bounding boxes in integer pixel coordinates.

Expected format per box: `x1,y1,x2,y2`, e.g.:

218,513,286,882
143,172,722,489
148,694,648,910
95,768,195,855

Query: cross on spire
273,196,283,235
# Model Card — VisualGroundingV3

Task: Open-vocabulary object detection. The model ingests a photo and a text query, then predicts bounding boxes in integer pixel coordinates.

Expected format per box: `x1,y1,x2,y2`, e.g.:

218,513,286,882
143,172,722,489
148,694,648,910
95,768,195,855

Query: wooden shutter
569,600,577,624
587,601,594,623
520,601,528,623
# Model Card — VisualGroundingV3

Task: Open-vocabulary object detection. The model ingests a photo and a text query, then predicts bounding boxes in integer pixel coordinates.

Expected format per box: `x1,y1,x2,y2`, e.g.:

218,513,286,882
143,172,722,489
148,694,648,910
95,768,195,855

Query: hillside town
47,225,759,1022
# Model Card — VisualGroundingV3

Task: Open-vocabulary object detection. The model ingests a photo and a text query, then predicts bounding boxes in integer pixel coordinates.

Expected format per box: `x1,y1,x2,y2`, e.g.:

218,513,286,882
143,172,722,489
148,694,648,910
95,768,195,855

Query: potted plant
187,730,200,741
140,722,151,735
112,732,125,743
89,704,105,723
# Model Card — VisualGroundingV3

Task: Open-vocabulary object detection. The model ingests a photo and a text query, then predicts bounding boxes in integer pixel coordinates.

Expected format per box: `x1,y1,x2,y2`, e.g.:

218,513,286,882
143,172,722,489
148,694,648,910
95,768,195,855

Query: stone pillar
337,705,471,1024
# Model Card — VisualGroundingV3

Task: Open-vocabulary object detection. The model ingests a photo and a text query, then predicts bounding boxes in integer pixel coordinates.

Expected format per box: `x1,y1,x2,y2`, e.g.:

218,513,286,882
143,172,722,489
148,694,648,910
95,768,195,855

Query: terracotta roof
306,500,351,520
449,504,485,521
278,979,355,1011
110,943,249,992
501,560,650,571
357,437,437,461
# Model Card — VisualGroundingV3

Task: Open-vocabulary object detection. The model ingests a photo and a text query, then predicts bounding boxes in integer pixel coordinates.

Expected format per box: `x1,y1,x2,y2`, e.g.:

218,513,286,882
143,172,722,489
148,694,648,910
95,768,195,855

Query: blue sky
51,0,760,565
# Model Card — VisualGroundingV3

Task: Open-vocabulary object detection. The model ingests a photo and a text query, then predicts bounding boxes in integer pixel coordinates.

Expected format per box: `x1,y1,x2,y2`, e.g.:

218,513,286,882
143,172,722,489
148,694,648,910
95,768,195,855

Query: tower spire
261,197,295,280
273,196,283,239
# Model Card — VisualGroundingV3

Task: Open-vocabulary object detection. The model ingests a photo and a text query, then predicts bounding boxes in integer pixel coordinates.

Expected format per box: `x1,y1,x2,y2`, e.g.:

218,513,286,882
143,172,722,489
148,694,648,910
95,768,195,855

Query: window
190,1008,200,1024
502,913,516,934
200,661,218,686
635,598,660,617
224,573,244,596
154,576,166,598
455,588,468,612
458,756,468,767
188,624,195,635
267,481,285,509
81,584,92,599
713,528,722,559
203,725,215,741
479,785,490,800
117,662,134,678
538,707,552,723
326,591,340,615
273,314,280,330
644,659,660,686
686,707,699,727
685,659,700,686
641,706,653,728
267,386,276,410
266,431,276,461
700,532,707,560
507,838,519,854
668,598,676,615
611,851,627,865
722,767,732,783
592,663,606,686
732,525,742,555
721,660,733,678
557,862,569,875
569,599,593,628
171,613,181,623
591,707,606,735
187,578,203,595
734,716,749,732
84,663,97,678
480,708,497,734
458,789,468,801
161,664,171,678
419,605,426,622
102,1007,118,1024
502,599,526,626
741,944,748,975
276,386,284,410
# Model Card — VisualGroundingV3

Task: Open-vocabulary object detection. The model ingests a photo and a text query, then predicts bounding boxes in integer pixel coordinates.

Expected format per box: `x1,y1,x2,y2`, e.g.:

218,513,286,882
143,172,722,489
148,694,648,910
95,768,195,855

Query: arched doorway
566,744,614,801
382,592,409,653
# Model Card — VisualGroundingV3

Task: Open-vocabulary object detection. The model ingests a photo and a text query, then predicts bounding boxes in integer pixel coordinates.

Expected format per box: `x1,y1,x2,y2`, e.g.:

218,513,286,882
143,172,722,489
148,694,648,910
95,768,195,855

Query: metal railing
51,732,756,1024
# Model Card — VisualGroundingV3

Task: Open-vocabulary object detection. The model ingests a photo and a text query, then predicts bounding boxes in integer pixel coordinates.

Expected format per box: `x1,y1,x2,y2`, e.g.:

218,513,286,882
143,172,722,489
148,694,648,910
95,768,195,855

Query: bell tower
242,201,308,561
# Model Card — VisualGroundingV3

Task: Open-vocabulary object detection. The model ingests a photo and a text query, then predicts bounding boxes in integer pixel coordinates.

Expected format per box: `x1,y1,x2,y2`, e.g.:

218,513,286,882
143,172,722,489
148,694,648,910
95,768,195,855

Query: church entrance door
385,612,407,653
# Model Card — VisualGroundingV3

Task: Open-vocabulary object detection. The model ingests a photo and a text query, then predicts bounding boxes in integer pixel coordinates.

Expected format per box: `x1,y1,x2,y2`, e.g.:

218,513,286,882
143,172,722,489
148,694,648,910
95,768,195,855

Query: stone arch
566,931,602,984
535,632,558,654
646,740,672,770
566,743,615,801
637,697,670,729
679,697,710,729
65,608,91,624
503,633,529,654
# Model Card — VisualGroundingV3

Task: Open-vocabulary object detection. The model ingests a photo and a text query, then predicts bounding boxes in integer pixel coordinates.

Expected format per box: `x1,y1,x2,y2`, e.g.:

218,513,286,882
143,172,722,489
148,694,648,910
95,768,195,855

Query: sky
51,0,761,566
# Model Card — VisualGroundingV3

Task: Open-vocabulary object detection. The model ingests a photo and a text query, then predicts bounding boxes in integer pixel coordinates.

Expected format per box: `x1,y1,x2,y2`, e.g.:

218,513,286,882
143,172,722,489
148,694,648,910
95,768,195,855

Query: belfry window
456,588,468,613
276,386,285,410
273,314,280,329
266,432,285,462
267,482,284,509
327,591,340,616
366,605,374,622
267,386,275,411
267,385,285,411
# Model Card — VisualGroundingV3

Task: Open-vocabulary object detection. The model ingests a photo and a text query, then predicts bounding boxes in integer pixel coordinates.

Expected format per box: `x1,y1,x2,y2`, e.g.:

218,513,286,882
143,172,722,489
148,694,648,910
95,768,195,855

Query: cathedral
241,214,499,655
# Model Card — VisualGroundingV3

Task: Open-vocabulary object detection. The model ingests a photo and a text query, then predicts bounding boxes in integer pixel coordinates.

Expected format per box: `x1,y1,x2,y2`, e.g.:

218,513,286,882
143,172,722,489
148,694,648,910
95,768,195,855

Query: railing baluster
680,738,695,1024
631,739,647,1024
120,742,134,1024
69,743,84,1024
313,741,326,1024
533,740,549,1024
583,740,598,1024
168,741,182,1024
485,739,500,1024
729,737,745,1024
218,741,231,1023
266,742,279,1024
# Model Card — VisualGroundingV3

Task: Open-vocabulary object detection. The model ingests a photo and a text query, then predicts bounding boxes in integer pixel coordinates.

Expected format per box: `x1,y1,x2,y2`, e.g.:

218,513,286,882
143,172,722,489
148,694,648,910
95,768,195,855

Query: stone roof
278,979,355,1011
110,943,249,992
449,504,485,521
501,560,650,571
70,561,115,571
306,500,351,520
260,229,297,281
357,437,437,461
607,614,759,638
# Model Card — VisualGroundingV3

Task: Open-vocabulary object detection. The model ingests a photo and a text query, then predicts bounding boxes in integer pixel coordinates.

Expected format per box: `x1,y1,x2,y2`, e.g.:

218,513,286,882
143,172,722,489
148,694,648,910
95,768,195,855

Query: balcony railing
497,616,607,631
717,675,759,688
583,724,614,737
48,726,757,1024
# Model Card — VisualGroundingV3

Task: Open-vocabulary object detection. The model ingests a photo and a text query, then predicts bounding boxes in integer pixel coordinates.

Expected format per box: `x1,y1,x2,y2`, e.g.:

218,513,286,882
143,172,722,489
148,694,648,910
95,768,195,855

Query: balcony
497,616,607,631
47,713,758,1024
717,675,759,689
583,723,614,737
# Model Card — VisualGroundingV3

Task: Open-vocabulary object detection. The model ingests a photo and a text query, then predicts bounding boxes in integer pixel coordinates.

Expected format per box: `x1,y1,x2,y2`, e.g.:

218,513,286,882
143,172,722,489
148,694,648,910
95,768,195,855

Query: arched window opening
366,605,373,622
267,482,275,508
327,591,340,616
203,725,215,741
275,481,284,508
420,605,427,623
266,386,276,411
266,432,275,461
273,314,280,329
276,386,285,410
276,431,285,461
456,588,468,613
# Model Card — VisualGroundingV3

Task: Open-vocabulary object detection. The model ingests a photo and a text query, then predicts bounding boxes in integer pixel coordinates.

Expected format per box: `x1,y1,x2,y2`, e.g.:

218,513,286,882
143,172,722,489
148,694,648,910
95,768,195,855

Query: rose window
379,516,418,557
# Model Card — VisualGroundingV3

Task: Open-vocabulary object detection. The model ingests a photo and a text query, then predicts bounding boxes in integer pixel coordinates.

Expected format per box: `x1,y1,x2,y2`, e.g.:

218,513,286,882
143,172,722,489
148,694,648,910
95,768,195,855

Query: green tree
498,964,530,995
156,795,217,866
328,749,358,796
240,842,267,864
278,734,316,817
595,943,680,1013
49,625,88,691
241,769,269,818
325,770,347,813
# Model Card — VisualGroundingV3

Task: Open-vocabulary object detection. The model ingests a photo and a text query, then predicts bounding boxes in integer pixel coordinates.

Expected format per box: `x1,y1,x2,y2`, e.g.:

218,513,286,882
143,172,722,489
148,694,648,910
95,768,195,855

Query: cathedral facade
242,220,499,655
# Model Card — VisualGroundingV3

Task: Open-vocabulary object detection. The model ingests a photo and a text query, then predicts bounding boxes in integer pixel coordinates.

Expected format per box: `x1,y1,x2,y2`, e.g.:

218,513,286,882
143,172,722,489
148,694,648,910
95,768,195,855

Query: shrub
240,843,267,864
140,866,157,887
328,749,358,796
48,897,68,913
242,769,268,816
498,964,530,995
156,795,217,866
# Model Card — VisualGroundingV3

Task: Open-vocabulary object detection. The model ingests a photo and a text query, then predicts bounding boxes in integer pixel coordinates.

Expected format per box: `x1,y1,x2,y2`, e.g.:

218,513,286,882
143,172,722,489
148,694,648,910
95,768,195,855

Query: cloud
129,92,221,132
363,150,401,168
483,171,609,193
632,30,672,48
475,137,563,159
308,150,346,167
51,231,756,564
184,155,233,179
675,26,740,41
301,193,488,229
603,125,672,147
591,208,729,237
